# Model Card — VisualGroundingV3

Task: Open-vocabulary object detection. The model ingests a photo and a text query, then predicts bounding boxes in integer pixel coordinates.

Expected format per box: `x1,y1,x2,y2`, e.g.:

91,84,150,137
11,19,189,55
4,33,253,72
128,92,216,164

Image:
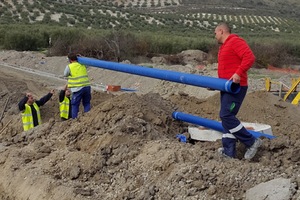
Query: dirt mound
0,51,300,199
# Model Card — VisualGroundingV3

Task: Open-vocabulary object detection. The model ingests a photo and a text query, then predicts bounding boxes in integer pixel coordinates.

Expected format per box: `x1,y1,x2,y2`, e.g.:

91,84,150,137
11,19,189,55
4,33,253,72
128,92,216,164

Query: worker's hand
229,73,241,84
26,93,32,98
50,89,55,94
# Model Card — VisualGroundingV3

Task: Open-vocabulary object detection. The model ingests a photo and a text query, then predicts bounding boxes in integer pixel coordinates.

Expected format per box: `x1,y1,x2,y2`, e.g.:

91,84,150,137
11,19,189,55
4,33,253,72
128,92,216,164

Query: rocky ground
0,50,300,200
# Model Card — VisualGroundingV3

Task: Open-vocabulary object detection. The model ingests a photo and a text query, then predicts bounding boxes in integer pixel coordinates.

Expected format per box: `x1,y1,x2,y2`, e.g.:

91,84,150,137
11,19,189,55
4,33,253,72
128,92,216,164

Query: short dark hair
68,52,78,61
217,22,231,33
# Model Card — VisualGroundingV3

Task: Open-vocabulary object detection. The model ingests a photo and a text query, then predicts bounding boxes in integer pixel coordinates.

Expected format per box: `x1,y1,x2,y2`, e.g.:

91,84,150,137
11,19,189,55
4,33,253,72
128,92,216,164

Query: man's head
214,22,231,44
67,52,78,63
26,93,35,105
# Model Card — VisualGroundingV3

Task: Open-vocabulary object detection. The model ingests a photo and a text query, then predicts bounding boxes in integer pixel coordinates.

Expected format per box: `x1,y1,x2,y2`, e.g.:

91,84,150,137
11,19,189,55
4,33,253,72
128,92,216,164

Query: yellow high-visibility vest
67,62,90,88
21,103,41,131
60,96,70,119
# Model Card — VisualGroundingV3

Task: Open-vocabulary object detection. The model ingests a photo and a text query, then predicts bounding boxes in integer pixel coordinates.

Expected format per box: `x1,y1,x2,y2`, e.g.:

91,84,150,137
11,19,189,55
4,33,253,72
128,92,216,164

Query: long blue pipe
172,111,276,139
78,57,240,94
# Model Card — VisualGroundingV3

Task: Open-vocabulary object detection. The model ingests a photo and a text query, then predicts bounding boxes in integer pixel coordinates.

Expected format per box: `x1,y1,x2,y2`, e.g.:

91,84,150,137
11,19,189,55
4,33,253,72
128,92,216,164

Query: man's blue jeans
71,86,91,119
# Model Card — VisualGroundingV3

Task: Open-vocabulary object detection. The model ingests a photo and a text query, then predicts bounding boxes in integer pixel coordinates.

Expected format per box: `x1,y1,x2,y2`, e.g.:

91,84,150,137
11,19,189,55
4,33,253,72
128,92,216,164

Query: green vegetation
1,24,299,68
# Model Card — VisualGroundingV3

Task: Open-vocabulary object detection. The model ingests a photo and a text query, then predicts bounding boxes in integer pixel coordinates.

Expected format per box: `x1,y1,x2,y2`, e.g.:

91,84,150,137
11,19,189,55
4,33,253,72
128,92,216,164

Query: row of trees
0,24,299,68
1,13,297,35
1,0,299,34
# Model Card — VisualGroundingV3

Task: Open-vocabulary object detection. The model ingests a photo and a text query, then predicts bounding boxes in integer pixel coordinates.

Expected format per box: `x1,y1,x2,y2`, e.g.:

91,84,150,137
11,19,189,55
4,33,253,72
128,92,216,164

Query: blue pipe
78,57,240,94
172,111,276,139
121,88,137,92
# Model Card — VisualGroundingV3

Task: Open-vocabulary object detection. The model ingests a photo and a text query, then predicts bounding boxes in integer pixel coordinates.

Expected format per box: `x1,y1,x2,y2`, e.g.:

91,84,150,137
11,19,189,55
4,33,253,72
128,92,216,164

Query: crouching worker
18,90,54,131
59,85,72,120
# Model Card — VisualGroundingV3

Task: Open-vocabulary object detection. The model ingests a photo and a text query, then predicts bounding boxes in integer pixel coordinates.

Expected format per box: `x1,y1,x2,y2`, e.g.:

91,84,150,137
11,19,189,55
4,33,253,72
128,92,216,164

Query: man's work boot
244,138,263,160
218,148,233,159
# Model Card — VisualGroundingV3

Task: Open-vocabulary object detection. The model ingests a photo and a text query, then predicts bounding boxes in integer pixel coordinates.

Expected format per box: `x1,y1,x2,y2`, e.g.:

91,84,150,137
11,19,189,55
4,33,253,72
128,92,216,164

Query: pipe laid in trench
78,57,240,94
172,111,276,139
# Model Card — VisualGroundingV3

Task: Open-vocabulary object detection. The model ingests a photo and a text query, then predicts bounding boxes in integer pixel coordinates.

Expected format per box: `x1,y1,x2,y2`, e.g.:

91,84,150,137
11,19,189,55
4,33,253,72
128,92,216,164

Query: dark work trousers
219,86,255,157
71,86,91,119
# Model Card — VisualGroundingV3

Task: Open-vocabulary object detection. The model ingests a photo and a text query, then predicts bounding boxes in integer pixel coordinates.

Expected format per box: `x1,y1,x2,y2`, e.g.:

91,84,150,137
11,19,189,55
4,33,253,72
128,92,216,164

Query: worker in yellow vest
59,84,72,120
64,52,91,119
18,90,54,131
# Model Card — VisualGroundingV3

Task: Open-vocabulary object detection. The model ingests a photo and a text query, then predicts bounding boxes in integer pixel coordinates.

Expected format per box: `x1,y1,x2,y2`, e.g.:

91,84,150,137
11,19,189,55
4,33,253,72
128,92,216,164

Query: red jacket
218,34,255,86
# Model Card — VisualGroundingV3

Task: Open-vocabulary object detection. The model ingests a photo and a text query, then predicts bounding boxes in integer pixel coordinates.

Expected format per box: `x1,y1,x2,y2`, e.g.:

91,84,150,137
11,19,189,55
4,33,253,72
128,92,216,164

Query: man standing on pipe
214,22,262,160
64,52,91,119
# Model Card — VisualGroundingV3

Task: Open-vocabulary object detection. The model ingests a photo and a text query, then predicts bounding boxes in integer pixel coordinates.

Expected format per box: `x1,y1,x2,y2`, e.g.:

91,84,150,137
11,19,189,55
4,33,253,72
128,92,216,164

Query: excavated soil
0,50,300,200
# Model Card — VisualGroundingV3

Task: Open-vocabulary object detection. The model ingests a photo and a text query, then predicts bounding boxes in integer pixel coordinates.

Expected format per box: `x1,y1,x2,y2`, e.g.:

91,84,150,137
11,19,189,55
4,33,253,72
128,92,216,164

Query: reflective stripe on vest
67,62,90,88
21,103,41,131
60,96,70,119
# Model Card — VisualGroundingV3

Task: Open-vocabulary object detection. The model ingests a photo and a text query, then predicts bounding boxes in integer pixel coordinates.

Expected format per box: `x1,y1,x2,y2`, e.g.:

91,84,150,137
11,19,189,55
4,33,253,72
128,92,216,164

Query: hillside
0,0,300,34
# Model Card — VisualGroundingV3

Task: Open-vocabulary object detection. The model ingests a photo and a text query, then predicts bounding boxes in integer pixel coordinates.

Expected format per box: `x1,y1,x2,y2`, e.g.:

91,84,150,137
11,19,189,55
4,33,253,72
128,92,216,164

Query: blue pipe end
226,81,241,94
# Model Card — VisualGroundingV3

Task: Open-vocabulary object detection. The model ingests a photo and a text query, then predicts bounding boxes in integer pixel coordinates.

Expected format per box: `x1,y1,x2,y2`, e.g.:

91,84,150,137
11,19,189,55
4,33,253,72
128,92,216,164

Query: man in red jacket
214,22,262,160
